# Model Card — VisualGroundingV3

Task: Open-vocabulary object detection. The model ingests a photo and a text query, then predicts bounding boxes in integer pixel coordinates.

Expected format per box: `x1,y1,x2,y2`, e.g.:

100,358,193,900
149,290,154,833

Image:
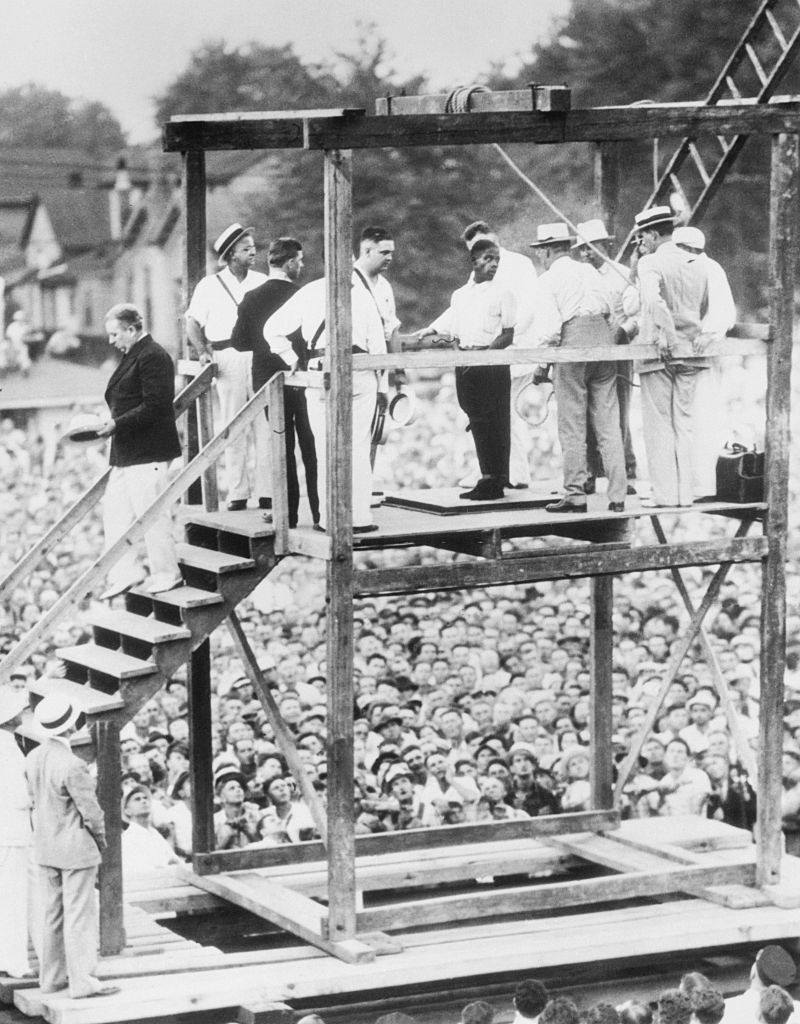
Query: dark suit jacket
105,333,182,467
231,278,299,390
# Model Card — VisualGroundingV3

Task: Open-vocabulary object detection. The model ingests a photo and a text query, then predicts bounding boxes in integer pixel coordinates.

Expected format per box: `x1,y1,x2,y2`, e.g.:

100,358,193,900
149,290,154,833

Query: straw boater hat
62,413,105,447
571,218,614,249
213,223,254,267
33,691,85,736
634,205,674,232
0,688,27,727
529,222,574,248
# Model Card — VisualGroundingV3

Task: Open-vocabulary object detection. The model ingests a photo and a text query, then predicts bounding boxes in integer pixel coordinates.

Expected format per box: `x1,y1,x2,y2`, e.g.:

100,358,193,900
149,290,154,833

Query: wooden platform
383,485,558,515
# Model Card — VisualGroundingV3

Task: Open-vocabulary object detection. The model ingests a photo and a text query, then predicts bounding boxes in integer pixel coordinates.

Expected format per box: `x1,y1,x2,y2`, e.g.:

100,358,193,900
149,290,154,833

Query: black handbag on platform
715,443,765,503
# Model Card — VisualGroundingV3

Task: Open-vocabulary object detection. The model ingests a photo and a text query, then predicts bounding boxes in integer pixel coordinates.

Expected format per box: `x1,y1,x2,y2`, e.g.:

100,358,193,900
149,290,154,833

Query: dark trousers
284,386,319,527
455,364,510,485
587,359,637,479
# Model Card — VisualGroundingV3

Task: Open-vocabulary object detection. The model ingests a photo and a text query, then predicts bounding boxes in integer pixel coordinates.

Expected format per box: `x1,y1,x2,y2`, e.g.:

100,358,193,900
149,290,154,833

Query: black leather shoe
353,524,379,534
583,476,596,495
608,501,625,512
313,524,326,533
460,484,504,501
627,484,637,496
227,499,247,512
258,497,272,510
545,498,587,514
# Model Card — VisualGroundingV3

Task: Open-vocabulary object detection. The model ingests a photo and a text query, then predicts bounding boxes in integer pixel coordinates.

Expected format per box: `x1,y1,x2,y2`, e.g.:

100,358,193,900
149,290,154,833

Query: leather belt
210,340,232,351
458,344,491,351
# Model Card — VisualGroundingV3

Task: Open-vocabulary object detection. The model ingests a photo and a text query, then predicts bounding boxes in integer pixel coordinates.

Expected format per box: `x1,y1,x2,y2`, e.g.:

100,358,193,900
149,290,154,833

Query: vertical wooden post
94,721,125,955
594,142,621,236
757,132,798,887
181,150,218,510
323,148,357,940
188,639,215,857
268,376,289,555
590,576,614,809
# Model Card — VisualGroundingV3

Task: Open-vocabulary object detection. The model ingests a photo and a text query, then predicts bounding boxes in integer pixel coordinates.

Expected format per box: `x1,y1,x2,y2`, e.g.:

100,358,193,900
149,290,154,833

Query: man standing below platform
264,275,386,533
572,219,638,497
185,223,270,512
628,206,709,507
529,222,626,514
420,239,515,501
231,237,319,529
460,220,539,490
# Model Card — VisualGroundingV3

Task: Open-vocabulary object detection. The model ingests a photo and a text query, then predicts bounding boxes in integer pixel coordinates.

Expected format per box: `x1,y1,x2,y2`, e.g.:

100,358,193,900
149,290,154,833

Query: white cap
572,218,613,248
673,226,706,251
530,222,573,247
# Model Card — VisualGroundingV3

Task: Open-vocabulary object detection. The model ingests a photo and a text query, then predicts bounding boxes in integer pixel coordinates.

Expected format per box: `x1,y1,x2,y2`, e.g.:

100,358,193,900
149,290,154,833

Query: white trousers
0,846,31,976
306,370,377,528
691,365,723,497
39,864,100,998
102,461,179,586
214,348,271,502
640,366,697,506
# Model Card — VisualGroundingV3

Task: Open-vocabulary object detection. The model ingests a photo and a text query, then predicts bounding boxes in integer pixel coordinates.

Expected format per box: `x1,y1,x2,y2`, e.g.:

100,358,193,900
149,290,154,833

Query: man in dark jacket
231,237,319,528
97,303,182,598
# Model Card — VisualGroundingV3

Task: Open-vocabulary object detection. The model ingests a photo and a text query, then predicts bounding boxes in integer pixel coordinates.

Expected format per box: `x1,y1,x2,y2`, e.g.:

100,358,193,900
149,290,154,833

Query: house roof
22,191,113,254
0,356,110,409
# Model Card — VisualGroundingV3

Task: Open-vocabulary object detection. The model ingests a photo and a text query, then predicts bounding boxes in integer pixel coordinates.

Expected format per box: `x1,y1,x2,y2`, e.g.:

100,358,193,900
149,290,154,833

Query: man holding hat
185,223,270,511
529,222,627,513
25,693,118,999
572,219,638,495
0,689,34,979
627,206,709,506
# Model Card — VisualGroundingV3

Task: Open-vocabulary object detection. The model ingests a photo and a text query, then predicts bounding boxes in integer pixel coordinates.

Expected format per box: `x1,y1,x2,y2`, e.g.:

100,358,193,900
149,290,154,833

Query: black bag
715,443,765,503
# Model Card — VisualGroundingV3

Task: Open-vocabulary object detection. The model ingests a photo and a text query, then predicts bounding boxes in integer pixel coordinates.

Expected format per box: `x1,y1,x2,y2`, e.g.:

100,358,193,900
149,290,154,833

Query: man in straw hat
529,222,626,514
185,223,271,512
626,206,709,506
25,693,119,998
0,689,35,979
572,219,638,495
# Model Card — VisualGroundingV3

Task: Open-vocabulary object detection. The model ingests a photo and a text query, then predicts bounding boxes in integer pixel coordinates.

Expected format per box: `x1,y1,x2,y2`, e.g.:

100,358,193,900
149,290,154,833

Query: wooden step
56,644,156,680
134,584,224,609
88,608,191,644
27,676,124,714
181,506,275,539
176,543,255,574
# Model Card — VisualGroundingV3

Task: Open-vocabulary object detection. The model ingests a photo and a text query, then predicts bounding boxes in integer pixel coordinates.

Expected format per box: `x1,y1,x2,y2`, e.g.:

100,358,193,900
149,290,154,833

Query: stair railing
0,363,216,603
0,377,270,686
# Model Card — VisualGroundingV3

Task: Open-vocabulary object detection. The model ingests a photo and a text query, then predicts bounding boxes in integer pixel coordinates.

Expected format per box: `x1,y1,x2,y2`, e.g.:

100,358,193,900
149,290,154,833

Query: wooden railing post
758,131,798,887
590,576,614,809
324,147,357,942
94,721,125,955
188,639,215,857
594,141,621,237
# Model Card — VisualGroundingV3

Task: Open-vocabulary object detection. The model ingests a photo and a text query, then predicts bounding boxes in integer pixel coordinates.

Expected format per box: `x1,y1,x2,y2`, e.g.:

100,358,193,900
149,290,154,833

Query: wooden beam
758,132,799,886
354,536,767,597
324,147,357,942
267,375,290,555
188,639,215,856
182,150,208,506
595,142,621,237
590,576,614,809
225,611,327,843
354,860,755,932
94,720,125,955
193,809,620,873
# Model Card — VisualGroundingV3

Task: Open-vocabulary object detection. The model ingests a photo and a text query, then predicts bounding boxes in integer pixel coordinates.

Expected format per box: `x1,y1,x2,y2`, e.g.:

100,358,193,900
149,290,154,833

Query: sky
2,0,569,143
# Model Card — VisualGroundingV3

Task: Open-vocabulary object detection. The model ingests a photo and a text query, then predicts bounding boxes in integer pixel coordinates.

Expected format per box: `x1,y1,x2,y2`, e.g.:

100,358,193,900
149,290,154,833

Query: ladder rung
688,143,711,185
764,8,788,51
726,75,742,99
745,43,769,86
716,135,731,154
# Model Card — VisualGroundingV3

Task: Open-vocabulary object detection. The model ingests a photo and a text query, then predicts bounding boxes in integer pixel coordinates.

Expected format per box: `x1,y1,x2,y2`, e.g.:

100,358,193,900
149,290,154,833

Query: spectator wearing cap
559,747,591,811
185,223,270,511
213,765,260,849
513,980,549,1024
0,689,35,979
626,206,709,507
722,946,799,1024
121,785,181,876
25,693,118,999
673,225,737,498
529,221,626,514
381,762,439,830
680,689,720,756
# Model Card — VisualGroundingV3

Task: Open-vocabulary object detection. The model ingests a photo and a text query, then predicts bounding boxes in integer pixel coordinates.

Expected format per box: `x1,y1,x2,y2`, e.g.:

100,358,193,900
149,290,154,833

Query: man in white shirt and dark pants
185,223,270,511
421,239,516,501
530,222,626,514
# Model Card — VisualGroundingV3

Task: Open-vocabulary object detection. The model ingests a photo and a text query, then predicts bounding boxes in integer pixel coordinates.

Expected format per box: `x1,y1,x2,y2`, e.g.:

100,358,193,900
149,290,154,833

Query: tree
0,84,126,152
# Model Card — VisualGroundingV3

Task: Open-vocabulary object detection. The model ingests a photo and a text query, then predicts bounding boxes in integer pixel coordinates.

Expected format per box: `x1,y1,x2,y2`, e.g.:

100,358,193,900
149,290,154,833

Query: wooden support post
188,639,215,856
94,720,125,955
226,611,327,842
590,576,614,809
182,149,217,509
758,132,798,886
268,375,289,554
595,141,621,236
323,148,357,941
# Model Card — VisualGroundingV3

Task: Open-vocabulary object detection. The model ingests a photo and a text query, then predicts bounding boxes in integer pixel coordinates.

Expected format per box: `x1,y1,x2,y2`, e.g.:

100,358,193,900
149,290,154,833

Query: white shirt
722,988,800,1024
430,278,516,348
698,253,736,340
264,277,386,365
491,247,539,375
0,730,31,846
186,266,267,342
598,261,631,328
122,820,179,876
354,269,400,342
531,255,609,347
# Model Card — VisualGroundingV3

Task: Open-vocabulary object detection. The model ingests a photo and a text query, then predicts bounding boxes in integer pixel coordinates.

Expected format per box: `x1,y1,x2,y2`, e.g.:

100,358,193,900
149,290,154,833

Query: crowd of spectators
2,370,800,870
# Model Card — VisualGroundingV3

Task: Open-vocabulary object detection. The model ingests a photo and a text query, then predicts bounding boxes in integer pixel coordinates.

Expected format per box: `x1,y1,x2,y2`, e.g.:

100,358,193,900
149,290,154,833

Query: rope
445,85,490,114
